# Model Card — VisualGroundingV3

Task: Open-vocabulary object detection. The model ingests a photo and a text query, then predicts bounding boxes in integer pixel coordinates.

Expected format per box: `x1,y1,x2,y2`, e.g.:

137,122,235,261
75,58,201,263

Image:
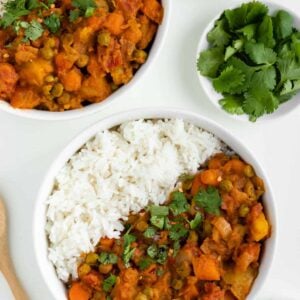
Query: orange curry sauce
0,0,163,111
68,153,270,300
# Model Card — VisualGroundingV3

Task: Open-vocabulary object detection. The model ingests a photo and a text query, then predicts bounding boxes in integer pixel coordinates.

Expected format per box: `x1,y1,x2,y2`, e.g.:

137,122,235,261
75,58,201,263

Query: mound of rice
46,119,226,281
0,0,9,17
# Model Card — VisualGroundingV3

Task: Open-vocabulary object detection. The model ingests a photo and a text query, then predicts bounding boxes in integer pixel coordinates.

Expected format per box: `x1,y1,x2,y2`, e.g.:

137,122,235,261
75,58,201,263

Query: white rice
46,119,226,282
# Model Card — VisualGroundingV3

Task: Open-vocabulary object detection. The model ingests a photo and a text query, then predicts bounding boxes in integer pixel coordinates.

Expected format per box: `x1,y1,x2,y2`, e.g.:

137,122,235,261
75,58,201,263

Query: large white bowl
0,1,171,121
196,1,300,122
33,107,277,299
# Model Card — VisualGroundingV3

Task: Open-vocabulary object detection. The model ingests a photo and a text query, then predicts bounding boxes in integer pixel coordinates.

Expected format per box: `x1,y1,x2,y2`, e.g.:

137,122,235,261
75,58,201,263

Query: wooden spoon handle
0,243,29,300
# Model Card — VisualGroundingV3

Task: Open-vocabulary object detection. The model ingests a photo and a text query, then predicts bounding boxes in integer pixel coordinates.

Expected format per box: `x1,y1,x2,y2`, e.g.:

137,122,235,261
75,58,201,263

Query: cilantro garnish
147,245,158,259
146,245,168,264
23,20,44,42
138,257,153,270
169,192,190,216
98,252,118,265
188,212,203,230
197,1,300,121
149,205,169,229
194,186,222,215
70,0,96,21
143,226,156,238
44,14,61,34
122,229,136,267
169,223,188,241
0,0,29,28
103,274,117,293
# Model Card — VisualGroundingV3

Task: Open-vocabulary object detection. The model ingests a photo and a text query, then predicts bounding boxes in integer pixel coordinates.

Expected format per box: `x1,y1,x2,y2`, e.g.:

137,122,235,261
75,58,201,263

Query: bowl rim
33,107,277,300
196,0,300,122
0,0,171,121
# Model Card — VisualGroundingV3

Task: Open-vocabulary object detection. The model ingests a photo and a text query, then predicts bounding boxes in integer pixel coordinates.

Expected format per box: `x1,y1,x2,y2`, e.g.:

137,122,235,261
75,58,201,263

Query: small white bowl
196,1,300,122
33,107,277,300
0,0,171,121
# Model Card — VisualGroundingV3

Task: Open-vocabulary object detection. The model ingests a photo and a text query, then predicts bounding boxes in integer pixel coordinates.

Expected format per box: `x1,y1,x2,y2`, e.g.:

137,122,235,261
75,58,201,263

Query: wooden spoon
0,198,29,300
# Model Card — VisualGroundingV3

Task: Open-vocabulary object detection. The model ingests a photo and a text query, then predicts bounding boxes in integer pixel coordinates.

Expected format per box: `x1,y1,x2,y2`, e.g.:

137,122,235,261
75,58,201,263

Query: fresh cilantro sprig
194,186,222,215
122,228,136,267
169,192,190,216
70,0,96,21
197,1,300,121
98,252,118,265
103,274,117,293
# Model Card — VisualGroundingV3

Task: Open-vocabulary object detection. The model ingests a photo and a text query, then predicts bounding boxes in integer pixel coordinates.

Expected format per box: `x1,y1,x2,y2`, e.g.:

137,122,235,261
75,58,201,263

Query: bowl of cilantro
197,1,300,122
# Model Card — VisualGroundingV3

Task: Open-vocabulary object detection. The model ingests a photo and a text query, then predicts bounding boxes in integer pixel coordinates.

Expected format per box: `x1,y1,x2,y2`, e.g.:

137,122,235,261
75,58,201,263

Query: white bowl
196,1,300,122
0,0,171,121
33,107,277,300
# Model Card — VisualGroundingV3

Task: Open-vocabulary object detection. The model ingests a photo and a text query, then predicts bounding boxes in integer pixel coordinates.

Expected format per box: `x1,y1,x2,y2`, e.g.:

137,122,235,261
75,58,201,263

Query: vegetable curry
68,153,270,300
0,0,163,111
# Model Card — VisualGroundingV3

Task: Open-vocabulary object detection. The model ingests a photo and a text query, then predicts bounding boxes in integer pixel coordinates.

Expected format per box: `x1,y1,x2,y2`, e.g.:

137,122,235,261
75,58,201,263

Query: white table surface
0,0,300,299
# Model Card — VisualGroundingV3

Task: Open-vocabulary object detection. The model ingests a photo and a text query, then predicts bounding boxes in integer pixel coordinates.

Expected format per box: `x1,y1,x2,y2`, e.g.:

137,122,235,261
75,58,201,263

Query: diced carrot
223,159,245,175
99,237,114,251
200,169,221,186
60,67,82,92
142,0,163,24
235,243,261,272
68,282,91,300
191,173,204,196
192,255,221,281
104,12,125,35
11,87,40,109
0,63,19,100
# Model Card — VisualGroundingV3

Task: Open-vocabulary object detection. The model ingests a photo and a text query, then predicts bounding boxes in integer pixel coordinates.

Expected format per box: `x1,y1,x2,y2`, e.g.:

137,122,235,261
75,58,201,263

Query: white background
0,0,300,299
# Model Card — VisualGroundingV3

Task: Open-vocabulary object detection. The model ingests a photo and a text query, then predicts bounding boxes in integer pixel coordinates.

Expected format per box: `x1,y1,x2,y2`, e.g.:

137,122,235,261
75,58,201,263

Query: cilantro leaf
72,0,96,10
122,231,136,267
103,274,117,293
251,66,277,90
69,9,81,22
44,14,61,34
279,80,300,103
98,252,118,265
224,39,244,61
245,42,277,65
147,245,158,258
224,2,268,30
188,212,203,230
257,15,275,48
197,47,224,78
169,192,189,216
143,226,156,238
243,87,279,120
150,205,169,217
169,223,188,241
237,24,257,40
24,20,44,42
0,0,29,28
150,216,165,229
277,51,300,83
213,66,245,93
219,96,244,115
207,19,231,48
156,246,168,264
138,257,153,270
27,0,40,10
194,186,222,215
71,0,96,18
273,10,293,40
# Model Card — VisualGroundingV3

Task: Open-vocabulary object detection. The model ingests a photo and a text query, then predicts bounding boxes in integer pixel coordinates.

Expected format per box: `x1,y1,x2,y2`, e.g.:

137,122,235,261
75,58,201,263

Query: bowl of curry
0,0,169,119
34,108,277,300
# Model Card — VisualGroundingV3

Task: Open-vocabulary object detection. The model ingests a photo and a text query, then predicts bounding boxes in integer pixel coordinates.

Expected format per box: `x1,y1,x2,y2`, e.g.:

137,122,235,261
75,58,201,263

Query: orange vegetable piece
104,12,125,35
10,87,40,109
200,169,221,186
223,159,245,175
192,254,221,281
68,282,91,300
0,63,19,100
60,67,82,92
191,173,204,196
99,237,115,251
142,0,163,24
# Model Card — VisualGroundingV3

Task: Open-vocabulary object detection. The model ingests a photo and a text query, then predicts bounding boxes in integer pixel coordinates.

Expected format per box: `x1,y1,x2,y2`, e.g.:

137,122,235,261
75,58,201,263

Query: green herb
103,274,117,293
98,252,118,265
188,212,203,230
69,9,81,22
44,14,61,34
178,173,195,181
138,257,153,270
70,0,96,20
149,205,169,229
156,268,164,276
122,230,136,267
0,0,29,28
106,296,112,300
173,240,180,256
147,245,158,259
194,186,222,215
24,20,44,42
147,245,168,264
197,1,300,121
169,223,188,241
27,0,40,10
169,192,190,216
143,226,156,238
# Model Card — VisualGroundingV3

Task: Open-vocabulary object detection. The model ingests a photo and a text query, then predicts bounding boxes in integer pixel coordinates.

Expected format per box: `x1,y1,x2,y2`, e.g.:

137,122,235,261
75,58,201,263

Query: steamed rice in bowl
34,109,276,300
46,119,227,281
